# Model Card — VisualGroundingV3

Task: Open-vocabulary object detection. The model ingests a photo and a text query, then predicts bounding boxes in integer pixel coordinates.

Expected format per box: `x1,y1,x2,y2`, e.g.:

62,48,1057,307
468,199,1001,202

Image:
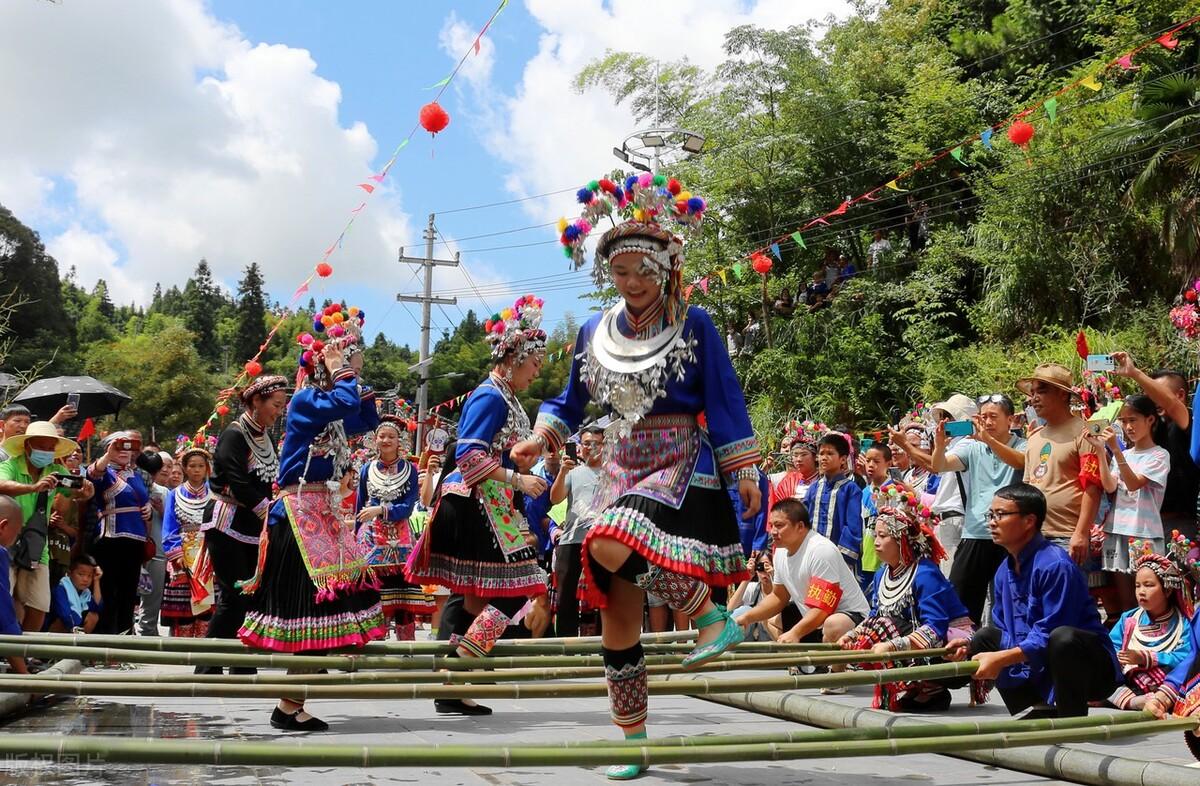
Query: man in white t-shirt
734,497,869,646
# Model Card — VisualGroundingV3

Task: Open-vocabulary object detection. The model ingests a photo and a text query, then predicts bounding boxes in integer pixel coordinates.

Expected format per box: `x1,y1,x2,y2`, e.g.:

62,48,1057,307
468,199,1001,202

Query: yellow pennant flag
718,269,728,285
1079,74,1103,91
886,179,908,192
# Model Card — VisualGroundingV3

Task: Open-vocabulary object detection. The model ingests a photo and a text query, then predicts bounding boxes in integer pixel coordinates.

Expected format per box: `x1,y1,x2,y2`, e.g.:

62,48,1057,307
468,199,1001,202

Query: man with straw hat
0,421,93,633
1017,362,1102,566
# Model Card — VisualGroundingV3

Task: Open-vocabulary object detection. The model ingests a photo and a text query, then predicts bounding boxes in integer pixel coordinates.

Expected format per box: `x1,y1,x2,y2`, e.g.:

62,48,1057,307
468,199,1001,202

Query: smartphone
116,439,134,451
1086,354,1115,372
944,420,975,438
564,442,578,461
51,473,84,490
66,392,80,410
1087,418,1111,436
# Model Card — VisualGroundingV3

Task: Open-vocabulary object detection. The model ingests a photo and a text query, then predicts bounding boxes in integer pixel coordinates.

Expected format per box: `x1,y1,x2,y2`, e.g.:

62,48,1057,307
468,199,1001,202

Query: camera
52,473,84,490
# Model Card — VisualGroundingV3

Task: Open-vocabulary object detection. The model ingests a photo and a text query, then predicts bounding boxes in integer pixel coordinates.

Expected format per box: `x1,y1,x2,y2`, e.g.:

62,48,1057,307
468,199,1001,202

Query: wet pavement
0,663,1086,786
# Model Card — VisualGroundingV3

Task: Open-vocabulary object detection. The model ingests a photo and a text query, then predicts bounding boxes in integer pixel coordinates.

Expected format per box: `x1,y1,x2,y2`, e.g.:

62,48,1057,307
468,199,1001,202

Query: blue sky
0,0,848,353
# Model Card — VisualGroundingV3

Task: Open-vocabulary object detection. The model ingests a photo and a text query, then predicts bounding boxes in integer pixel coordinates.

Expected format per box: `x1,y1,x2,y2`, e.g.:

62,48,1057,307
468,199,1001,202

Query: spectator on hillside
868,229,893,279
948,483,1118,718
1018,363,1102,565
906,196,929,252
772,287,795,318
0,421,93,633
836,254,857,289
0,495,29,674
45,553,102,633
1109,352,1198,542
932,394,1026,626
803,270,831,311
821,248,840,289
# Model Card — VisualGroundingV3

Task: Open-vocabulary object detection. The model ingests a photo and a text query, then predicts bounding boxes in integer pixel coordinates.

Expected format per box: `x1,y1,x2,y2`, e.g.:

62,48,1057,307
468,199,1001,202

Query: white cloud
471,0,852,222
0,0,415,304
439,11,497,89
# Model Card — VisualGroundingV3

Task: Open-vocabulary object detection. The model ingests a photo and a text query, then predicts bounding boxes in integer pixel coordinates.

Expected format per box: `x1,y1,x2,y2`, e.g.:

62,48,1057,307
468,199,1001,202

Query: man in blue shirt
0,494,29,674
948,483,1118,718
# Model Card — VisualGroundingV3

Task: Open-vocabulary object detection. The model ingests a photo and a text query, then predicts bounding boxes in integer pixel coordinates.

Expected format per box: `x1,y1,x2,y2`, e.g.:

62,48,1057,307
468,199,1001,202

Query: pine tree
233,262,267,364
183,258,219,364
150,283,163,313
91,279,114,319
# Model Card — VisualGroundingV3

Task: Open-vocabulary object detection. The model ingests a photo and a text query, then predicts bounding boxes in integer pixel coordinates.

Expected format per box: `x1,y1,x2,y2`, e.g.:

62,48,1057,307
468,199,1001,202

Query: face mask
28,449,56,468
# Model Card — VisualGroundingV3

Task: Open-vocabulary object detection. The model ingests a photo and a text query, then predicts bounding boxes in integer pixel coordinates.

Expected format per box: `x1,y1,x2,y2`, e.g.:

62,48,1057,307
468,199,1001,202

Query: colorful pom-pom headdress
484,294,547,363
295,303,366,389
876,485,946,565
557,173,706,326
781,419,828,452
1132,532,1200,617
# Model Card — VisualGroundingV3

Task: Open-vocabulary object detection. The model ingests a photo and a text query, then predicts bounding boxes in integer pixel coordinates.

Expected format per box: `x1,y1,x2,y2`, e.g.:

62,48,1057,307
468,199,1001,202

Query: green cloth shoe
606,731,648,780
681,605,745,668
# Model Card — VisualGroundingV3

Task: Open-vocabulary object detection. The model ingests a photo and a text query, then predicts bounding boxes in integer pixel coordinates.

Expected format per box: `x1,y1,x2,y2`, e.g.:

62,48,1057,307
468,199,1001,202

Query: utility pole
398,213,458,452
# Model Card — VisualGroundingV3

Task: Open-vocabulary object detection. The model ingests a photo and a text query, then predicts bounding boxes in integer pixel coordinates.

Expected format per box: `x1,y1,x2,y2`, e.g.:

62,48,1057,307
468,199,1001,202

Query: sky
0,0,850,352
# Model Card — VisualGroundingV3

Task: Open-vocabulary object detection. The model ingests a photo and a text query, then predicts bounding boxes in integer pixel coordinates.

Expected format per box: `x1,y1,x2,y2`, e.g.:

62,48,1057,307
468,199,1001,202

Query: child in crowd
1091,394,1170,612
860,442,899,588
46,553,103,633
804,433,863,581
1111,544,1195,710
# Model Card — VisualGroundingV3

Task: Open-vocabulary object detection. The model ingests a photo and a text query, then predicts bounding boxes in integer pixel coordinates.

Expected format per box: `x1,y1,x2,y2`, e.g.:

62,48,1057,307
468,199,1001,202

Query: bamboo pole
0,661,978,699
0,718,1187,767
0,632,834,656
28,647,948,685
0,641,918,673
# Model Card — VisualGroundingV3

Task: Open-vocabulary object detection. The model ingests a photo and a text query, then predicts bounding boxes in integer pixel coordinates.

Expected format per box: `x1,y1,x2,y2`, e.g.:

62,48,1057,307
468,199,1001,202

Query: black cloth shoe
434,699,492,716
270,707,329,732
229,666,258,676
194,665,224,676
898,688,952,713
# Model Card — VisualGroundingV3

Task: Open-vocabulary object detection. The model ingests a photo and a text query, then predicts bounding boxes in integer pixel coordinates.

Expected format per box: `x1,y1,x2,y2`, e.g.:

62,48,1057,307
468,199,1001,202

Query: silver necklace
876,561,918,617
173,482,212,530
486,372,531,451
237,414,279,484
582,303,696,436
366,458,412,503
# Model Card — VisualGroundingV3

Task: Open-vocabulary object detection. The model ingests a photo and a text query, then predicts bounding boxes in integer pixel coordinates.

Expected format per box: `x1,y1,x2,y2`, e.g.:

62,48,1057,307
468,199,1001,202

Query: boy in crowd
46,553,103,633
804,433,863,580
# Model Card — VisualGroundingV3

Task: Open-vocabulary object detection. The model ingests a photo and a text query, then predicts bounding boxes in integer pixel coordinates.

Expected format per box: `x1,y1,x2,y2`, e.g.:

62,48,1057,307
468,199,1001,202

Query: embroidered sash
282,489,377,602
478,479,528,558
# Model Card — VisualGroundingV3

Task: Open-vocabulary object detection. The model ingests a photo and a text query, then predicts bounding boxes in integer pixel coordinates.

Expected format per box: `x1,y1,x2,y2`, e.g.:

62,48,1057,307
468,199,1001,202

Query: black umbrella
12,376,132,420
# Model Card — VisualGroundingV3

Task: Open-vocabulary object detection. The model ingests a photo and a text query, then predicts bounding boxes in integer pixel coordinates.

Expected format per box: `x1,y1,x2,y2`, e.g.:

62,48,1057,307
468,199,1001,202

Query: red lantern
1187,289,1198,303
316,262,333,277
244,360,262,378
1007,120,1034,148
751,252,773,276
419,102,450,136
406,420,418,432
216,404,230,417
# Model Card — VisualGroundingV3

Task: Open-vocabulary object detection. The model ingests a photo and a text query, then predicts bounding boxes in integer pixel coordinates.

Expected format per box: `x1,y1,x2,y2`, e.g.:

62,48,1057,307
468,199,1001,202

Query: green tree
183,259,221,364
233,262,268,366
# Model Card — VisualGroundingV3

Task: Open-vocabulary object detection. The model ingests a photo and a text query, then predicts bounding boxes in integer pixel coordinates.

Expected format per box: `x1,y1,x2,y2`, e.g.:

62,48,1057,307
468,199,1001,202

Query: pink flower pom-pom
637,172,653,188
299,333,313,346
328,324,345,338
301,350,313,365
921,506,932,518
575,219,592,233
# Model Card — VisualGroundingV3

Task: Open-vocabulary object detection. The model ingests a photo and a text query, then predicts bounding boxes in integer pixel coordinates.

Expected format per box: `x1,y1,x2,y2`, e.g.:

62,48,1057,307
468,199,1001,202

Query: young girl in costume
160,447,215,637
238,303,384,732
356,416,432,641
841,487,975,711
1113,538,1195,711
512,175,761,780
406,295,551,716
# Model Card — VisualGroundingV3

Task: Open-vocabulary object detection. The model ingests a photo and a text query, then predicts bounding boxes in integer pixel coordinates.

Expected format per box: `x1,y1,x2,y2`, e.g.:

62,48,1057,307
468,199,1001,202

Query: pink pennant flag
1116,54,1137,70
324,243,336,256
802,217,830,230
698,277,710,295
350,202,366,214
293,281,309,298
369,172,386,183
358,182,376,194
684,284,695,301
474,36,481,55
1157,33,1180,50
827,199,850,218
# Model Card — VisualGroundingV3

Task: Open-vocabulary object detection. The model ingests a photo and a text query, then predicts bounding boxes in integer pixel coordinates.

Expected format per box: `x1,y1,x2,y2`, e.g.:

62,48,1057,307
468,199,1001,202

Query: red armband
1077,453,1101,491
804,576,843,615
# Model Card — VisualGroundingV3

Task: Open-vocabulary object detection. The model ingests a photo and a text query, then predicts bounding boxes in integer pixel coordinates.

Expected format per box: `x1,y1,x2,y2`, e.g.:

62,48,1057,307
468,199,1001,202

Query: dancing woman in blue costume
513,174,762,780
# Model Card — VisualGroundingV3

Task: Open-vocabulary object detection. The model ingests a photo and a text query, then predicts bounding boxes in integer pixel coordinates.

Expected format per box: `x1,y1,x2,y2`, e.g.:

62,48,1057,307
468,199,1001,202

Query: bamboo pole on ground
0,641,920,673
0,661,978,699
0,718,1187,768
28,647,948,685
0,632,835,656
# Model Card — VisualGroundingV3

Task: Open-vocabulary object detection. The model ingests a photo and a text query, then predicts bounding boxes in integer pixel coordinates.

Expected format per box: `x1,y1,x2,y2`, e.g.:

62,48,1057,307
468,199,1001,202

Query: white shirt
774,530,869,617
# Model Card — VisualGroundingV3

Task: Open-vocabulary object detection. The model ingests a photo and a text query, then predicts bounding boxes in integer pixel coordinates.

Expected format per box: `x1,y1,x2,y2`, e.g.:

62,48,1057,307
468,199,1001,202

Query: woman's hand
356,505,385,523
518,474,548,497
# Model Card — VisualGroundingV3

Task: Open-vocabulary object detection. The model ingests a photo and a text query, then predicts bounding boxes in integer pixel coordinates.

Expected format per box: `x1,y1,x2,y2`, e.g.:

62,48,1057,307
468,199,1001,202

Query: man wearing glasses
930,393,1026,626
947,483,1118,718
549,425,605,637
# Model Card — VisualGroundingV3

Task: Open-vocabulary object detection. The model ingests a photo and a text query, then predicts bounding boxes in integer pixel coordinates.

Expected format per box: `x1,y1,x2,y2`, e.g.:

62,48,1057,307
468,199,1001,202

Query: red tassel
1075,329,1089,360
